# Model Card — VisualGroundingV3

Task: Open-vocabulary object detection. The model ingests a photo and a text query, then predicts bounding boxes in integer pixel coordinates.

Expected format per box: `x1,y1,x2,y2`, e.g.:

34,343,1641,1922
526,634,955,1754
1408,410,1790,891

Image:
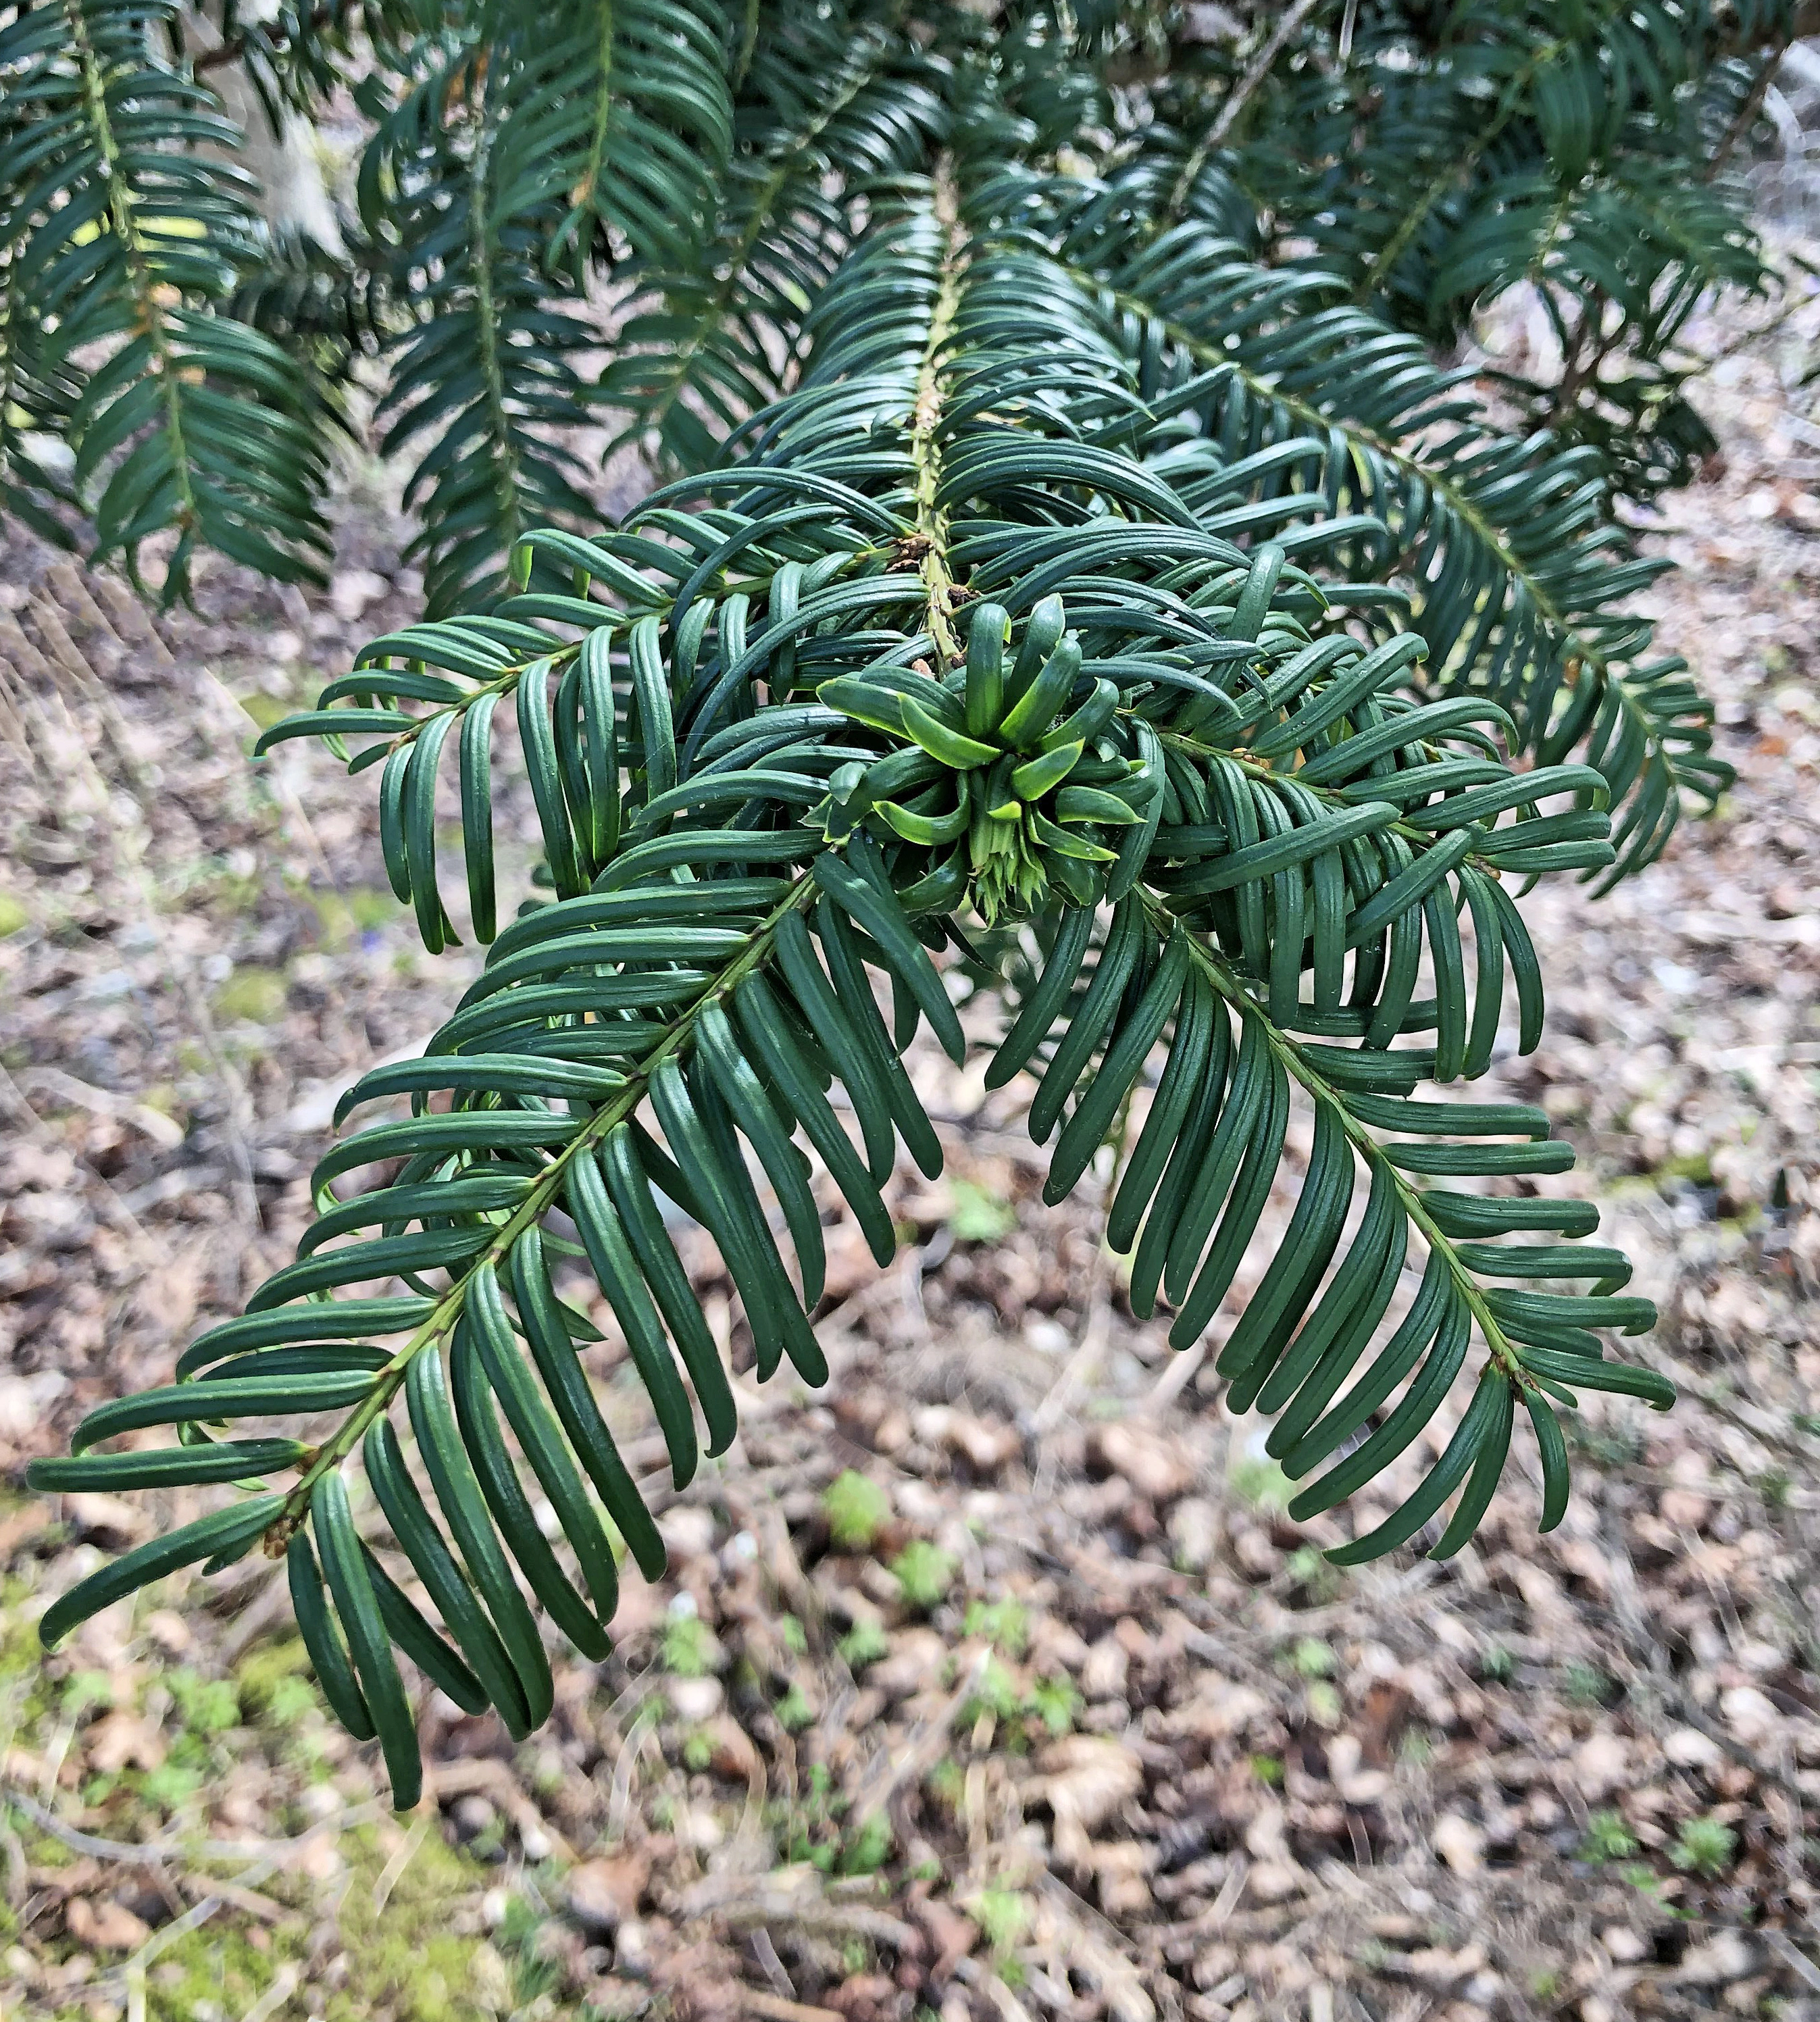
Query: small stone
1432,1813,1484,1875
1246,1860,1302,1903
1232,1526,1278,1578
1090,1421,1195,1503
661,1506,717,1562
1600,1927,1648,1964
1675,1931,1754,1985
449,1796,495,1842
0,1374,49,1439
1719,1686,1779,1746
613,1919,653,1977
1660,1488,1711,1529
1080,1636,1129,1700
1244,1802,1290,1863
1575,1732,1628,1800
1402,1944,1485,1986
1190,1947,1238,1992
1663,1726,1722,1768
1092,1840,1152,1917
1167,1496,1220,1573
867,1627,949,1699
874,1409,911,1454
1031,1731,1148,1844
1324,1732,1394,1805
1170,1678,1269,1741
919,1407,1021,1473
666,1676,724,1723
329,568,390,621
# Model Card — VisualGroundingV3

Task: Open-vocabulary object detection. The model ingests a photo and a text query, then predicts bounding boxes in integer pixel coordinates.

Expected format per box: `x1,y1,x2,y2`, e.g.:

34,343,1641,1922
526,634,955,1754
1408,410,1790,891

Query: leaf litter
1,297,1820,2021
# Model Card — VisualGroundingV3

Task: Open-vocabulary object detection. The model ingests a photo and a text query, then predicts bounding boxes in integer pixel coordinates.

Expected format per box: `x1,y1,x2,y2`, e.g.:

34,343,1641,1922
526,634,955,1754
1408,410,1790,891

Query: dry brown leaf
63,1896,151,1951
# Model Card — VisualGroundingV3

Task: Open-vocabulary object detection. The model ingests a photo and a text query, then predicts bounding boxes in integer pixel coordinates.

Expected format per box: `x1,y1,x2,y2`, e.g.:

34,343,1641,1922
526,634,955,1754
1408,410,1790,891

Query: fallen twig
741,1992,846,2022
1,1784,378,1868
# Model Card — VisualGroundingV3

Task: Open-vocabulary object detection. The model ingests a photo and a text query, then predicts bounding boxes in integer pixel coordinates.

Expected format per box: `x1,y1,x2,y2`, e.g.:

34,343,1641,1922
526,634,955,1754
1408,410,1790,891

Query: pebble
1166,1496,1220,1572
1719,1684,1780,1746
449,1796,495,1842
1431,1812,1485,1875
666,1675,724,1723
1090,1420,1195,1502
613,1920,653,1977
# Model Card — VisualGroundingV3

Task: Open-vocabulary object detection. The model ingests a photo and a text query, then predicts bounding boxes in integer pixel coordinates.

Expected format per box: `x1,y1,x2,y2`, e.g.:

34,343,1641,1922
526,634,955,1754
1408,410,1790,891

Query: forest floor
3,292,1820,2022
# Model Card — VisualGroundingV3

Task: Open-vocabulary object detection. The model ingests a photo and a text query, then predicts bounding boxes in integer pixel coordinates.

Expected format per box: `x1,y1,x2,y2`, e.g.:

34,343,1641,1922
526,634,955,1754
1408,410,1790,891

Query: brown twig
191,6,334,76
741,1994,846,2022
1205,0,1325,151
1706,41,1792,181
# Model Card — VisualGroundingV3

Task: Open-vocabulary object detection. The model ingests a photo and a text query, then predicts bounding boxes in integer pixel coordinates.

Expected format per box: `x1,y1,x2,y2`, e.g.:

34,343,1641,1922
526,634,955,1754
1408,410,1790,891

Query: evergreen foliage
14,2,1793,1800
